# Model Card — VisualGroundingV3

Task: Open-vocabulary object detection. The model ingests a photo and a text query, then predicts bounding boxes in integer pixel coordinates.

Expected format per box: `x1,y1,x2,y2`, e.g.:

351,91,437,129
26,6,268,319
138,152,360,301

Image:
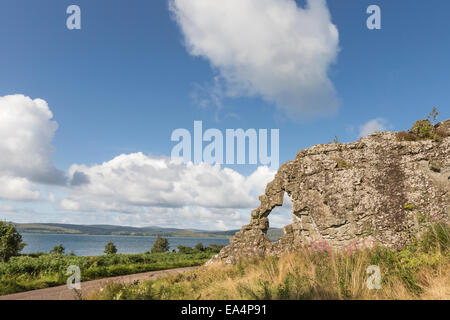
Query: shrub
177,245,194,254
104,242,118,255
194,243,204,251
151,236,170,253
50,244,65,255
411,119,434,138
0,222,26,262
397,108,444,142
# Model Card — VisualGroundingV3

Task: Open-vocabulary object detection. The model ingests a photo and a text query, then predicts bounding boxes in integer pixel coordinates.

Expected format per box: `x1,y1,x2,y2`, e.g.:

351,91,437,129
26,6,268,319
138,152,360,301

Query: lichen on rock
209,120,450,265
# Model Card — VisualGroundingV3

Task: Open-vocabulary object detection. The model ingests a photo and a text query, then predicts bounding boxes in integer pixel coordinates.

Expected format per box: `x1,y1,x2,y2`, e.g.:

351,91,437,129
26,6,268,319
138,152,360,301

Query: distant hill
12,222,283,240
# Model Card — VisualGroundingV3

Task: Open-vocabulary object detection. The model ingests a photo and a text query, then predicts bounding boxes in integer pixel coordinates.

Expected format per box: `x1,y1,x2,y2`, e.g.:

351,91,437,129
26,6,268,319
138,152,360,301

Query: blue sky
0,0,449,229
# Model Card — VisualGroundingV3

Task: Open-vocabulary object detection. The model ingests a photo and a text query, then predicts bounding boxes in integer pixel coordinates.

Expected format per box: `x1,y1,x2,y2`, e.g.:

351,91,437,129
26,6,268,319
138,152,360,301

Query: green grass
0,251,216,296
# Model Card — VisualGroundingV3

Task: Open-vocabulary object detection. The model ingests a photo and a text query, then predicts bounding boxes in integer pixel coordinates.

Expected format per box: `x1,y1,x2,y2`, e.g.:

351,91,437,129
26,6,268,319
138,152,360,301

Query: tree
104,241,118,254
151,236,170,253
194,242,204,251
0,221,26,262
50,244,65,255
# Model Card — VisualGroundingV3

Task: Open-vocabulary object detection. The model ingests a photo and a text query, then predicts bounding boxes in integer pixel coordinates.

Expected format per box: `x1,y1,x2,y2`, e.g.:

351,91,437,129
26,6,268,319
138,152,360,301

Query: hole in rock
266,193,293,241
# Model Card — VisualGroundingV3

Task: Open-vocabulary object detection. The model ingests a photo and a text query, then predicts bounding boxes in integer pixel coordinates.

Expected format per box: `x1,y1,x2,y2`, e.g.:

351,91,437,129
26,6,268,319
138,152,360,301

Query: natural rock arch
209,120,450,265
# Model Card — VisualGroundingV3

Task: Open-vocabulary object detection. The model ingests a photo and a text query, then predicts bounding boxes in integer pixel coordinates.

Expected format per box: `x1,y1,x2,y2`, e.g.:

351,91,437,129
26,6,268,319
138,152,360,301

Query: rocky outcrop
210,119,450,265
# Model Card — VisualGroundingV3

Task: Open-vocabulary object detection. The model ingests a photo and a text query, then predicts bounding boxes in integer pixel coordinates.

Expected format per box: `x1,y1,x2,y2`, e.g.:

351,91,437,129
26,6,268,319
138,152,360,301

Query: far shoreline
20,231,232,239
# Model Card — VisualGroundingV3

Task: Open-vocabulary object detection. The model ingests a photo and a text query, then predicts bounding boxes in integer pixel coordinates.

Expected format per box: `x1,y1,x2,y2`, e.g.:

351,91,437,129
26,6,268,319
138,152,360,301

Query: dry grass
90,224,449,300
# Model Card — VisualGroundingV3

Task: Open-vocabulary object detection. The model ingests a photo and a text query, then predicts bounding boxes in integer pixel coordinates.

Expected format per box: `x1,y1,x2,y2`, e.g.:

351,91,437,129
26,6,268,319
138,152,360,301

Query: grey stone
209,120,450,265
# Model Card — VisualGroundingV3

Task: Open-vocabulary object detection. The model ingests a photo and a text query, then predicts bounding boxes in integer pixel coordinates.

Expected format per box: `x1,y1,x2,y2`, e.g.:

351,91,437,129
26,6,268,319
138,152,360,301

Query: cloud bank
54,153,277,230
169,0,340,118
0,94,280,229
64,153,274,212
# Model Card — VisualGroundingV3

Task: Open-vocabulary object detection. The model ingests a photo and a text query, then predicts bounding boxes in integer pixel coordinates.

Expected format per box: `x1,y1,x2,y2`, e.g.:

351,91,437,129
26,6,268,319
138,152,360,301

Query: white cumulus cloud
0,176,40,201
0,94,286,229
63,153,275,213
54,154,278,229
0,94,66,200
169,0,340,118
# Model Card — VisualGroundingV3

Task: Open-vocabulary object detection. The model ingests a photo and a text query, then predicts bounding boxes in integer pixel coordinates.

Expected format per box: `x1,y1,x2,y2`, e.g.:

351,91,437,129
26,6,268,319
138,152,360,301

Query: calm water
21,233,230,256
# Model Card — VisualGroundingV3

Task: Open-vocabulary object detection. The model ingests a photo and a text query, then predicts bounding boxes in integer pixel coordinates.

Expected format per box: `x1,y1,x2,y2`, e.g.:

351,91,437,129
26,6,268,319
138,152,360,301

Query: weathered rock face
210,120,450,265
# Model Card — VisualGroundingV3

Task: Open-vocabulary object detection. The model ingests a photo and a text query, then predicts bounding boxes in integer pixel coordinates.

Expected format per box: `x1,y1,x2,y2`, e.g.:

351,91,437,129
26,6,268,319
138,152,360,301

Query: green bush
0,222,26,262
104,242,118,255
151,236,170,253
50,244,65,255
177,245,194,254
195,243,204,251
397,108,444,142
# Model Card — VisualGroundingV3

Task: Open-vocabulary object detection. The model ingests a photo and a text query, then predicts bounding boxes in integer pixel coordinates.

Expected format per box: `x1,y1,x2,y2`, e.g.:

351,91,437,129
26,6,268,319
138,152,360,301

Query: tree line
1,222,224,261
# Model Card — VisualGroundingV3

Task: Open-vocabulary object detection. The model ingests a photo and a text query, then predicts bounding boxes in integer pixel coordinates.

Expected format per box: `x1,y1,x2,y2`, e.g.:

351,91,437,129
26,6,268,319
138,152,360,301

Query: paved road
0,266,197,300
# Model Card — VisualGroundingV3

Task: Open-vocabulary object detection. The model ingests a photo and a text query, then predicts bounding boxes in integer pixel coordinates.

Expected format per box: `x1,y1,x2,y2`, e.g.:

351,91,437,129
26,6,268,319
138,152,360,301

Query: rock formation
210,119,450,265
